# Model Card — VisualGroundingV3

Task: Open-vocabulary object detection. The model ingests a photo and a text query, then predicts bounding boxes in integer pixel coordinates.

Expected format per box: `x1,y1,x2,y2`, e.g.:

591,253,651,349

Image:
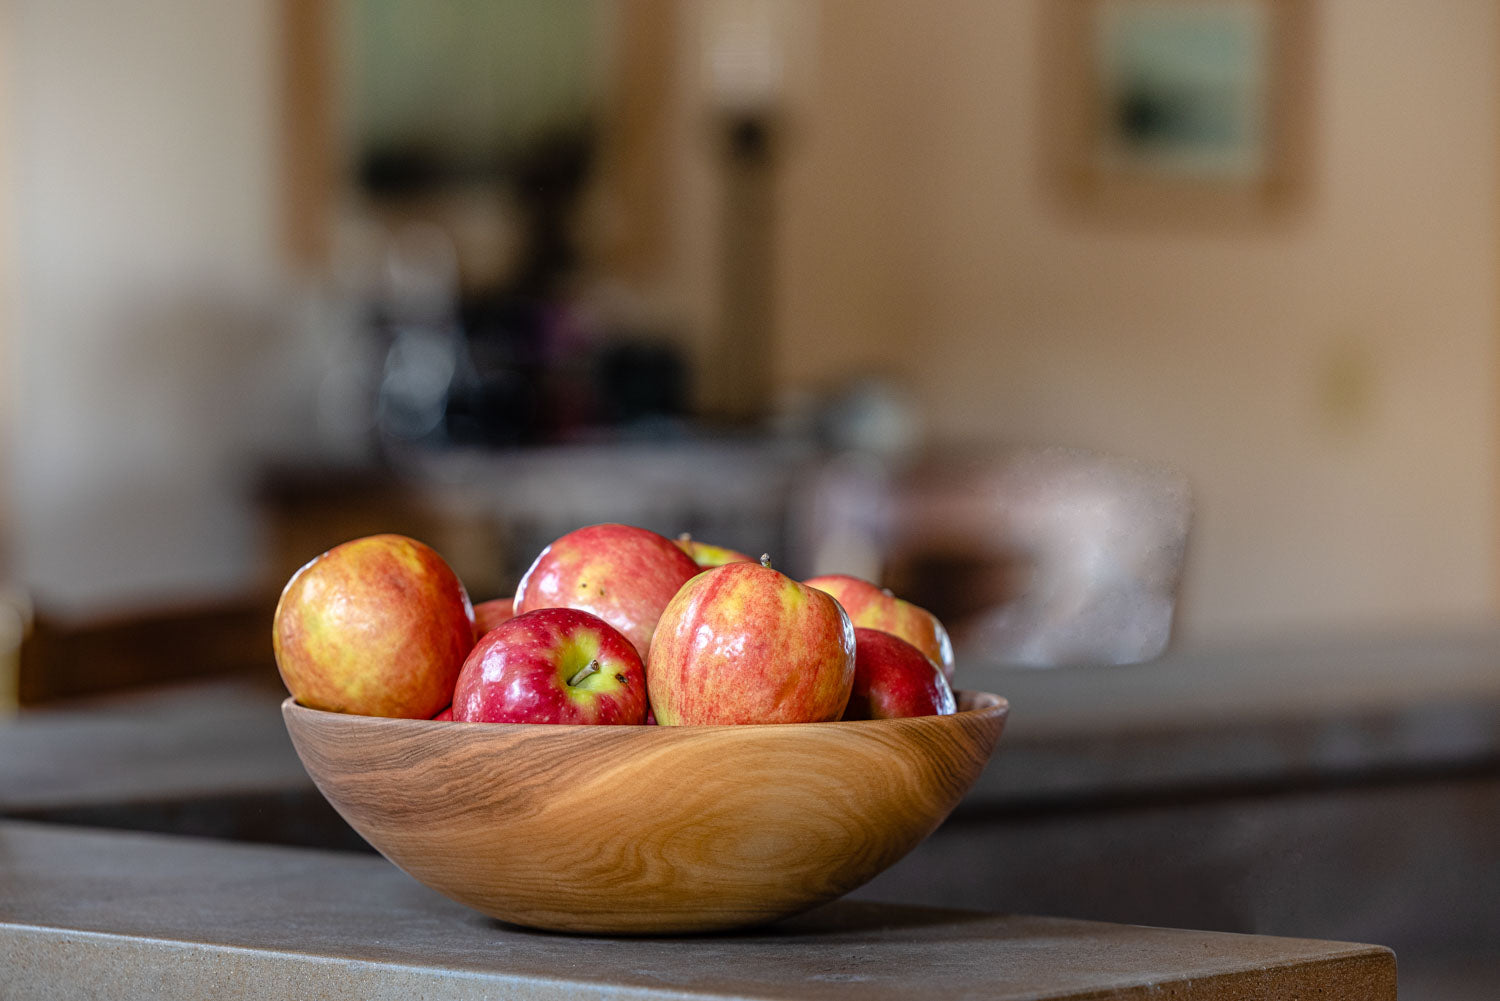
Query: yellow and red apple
513,523,699,659
674,533,755,569
803,574,955,682
273,534,475,719
648,559,855,725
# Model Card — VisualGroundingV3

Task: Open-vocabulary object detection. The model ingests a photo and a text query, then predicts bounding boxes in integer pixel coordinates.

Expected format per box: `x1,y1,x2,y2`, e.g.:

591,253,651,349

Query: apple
273,534,475,719
648,558,855,725
513,523,699,659
452,607,648,725
843,628,956,720
674,533,755,569
433,706,454,721
803,574,955,682
473,597,515,637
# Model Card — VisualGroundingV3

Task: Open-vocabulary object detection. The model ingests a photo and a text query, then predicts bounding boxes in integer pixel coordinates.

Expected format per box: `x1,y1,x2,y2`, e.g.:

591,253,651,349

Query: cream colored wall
3,0,292,614
0,1,11,571
776,0,1500,644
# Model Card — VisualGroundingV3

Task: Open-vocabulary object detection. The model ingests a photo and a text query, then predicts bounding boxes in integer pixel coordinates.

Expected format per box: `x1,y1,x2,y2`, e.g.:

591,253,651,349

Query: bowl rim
282,689,1008,733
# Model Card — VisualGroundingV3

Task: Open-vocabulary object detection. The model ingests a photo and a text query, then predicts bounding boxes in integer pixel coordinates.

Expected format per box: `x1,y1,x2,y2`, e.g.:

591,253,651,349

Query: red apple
674,533,755,569
273,534,475,719
803,574,955,682
452,607,647,725
648,558,855,725
433,706,454,721
473,597,515,637
513,523,699,659
843,628,956,720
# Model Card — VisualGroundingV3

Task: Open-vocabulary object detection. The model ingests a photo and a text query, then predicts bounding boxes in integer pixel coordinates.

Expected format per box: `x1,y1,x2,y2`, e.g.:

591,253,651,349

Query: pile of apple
272,524,958,726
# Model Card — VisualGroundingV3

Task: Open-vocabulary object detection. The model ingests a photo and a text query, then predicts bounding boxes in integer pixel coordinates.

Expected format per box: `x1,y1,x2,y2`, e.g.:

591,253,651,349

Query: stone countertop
0,820,1395,1001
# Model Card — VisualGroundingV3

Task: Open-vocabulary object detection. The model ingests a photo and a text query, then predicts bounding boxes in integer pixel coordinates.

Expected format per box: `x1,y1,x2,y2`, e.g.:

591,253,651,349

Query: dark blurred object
510,130,594,299
712,112,778,424
356,128,697,449
444,295,552,448
595,341,688,427
357,145,452,200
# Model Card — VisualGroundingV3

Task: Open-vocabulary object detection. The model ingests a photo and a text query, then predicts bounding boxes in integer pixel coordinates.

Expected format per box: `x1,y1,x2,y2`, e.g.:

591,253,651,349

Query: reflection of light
378,327,457,440
703,0,812,111
375,223,464,442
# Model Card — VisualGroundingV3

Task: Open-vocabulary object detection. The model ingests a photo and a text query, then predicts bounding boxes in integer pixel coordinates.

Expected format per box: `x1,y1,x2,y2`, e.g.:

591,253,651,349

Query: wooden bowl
282,691,1008,934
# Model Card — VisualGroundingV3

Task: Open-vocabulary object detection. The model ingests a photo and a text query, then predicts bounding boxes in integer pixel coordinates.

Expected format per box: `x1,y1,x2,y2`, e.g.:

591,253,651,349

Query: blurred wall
776,0,1500,644
0,2,13,555
1,0,296,614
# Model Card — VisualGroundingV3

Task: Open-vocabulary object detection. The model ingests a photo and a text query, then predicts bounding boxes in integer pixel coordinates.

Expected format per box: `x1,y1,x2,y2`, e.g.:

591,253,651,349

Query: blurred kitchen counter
969,621,1500,808
0,675,363,849
0,820,1395,1001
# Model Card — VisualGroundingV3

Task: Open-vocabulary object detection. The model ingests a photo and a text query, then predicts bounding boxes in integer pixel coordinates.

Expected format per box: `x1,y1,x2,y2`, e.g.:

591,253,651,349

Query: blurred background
2,0,1494,651
0,0,1496,996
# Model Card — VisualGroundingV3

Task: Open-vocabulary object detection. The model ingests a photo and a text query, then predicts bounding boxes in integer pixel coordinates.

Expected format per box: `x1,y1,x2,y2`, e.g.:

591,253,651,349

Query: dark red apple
843,628,957,720
272,534,474,719
473,597,515,637
803,574,955,682
452,607,648,725
513,523,699,658
647,558,855,725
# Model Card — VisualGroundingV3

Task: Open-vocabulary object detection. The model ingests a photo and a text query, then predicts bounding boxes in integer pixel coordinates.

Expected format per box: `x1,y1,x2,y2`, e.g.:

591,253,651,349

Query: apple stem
567,659,601,688
760,553,772,569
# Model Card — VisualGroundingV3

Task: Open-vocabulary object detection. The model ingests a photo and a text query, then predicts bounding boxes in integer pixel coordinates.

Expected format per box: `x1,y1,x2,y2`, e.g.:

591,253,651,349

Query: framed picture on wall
1042,0,1314,225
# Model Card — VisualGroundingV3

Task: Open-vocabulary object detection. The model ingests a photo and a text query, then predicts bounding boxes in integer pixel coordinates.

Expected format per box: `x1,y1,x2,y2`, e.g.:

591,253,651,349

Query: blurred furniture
796,446,1192,666
258,465,509,603
16,595,277,706
0,821,1395,1000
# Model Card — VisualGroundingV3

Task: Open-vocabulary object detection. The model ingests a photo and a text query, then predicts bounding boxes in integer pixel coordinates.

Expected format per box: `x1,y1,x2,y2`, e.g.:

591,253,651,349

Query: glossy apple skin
473,597,515,638
432,706,454,721
843,628,957,720
803,574,955,682
674,534,755,569
648,561,856,725
453,607,647,725
514,524,699,659
273,534,475,719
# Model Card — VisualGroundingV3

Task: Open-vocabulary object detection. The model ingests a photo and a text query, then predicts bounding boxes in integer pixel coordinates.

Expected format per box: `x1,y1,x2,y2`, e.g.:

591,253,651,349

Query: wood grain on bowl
282,691,1007,934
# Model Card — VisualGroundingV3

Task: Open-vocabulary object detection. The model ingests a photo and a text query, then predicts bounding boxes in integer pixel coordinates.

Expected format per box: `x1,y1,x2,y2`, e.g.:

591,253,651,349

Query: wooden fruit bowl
282,691,1008,934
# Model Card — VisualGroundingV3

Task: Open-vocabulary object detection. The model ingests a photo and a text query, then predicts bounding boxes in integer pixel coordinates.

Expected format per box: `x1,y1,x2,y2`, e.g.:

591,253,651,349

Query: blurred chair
797,446,1192,667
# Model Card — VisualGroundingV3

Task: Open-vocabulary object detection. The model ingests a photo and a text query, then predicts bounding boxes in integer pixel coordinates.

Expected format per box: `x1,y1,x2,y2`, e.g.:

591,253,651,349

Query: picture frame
1042,0,1314,226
